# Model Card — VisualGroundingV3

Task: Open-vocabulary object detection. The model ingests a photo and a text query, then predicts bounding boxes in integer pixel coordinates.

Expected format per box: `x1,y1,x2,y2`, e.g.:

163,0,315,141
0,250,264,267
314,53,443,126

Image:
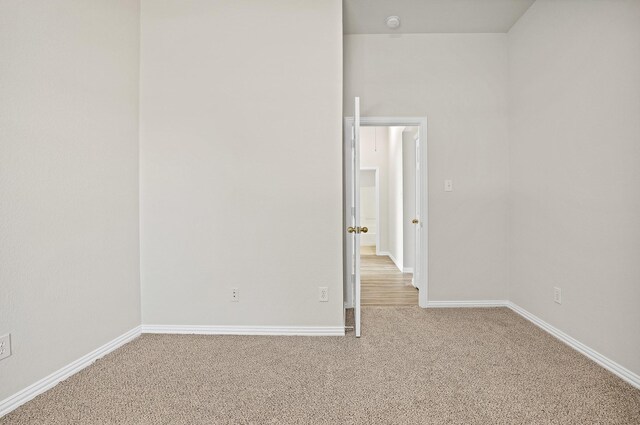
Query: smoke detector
385,16,401,29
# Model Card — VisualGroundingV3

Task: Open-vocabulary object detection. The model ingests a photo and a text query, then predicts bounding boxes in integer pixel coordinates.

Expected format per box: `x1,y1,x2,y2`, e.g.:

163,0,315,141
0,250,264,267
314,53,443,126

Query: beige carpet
2,307,639,424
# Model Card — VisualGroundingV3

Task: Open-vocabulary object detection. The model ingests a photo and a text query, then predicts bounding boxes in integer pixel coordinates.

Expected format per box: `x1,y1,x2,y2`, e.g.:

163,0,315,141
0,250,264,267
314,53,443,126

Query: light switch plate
553,287,562,304
444,180,453,192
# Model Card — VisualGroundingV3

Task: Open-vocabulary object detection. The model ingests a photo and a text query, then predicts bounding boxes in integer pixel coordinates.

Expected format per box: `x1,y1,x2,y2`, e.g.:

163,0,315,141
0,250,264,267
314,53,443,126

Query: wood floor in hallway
360,248,418,306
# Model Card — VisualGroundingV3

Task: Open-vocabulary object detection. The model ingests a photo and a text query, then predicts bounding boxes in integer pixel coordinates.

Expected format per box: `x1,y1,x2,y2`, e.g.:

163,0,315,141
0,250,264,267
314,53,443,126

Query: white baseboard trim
381,251,403,272
376,251,412,273
0,326,141,418
427,300,508,308
506,302,640,390
142,325,345,336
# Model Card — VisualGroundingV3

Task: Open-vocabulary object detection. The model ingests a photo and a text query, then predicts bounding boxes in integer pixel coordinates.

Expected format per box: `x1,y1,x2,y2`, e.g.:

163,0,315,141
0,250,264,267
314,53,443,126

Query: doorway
344,110,428,336
358,128,418,306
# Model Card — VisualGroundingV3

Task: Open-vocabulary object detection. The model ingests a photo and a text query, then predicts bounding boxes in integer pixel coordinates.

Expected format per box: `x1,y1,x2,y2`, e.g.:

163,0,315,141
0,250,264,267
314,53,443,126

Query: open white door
344,97,362,337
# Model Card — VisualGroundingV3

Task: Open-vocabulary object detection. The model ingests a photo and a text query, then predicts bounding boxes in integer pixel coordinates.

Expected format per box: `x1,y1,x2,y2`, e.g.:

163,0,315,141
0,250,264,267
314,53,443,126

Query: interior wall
360,127,390,253
140,0,343,327
387,127,404,269
345,33,509,301
0,0,141,401
359,170,377,246
508,0,640,376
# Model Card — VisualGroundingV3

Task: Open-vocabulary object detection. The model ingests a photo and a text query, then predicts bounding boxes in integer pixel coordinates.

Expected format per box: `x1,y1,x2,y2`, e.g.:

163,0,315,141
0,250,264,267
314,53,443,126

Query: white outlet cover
0,334,11,361
319,287,329,302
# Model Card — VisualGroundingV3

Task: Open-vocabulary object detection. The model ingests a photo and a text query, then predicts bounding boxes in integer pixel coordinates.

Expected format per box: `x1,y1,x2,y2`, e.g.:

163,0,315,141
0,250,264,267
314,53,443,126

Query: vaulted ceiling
343,0,536,34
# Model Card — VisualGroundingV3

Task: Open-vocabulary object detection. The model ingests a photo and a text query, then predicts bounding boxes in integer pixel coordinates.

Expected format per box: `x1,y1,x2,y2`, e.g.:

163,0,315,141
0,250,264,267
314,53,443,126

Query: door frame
343,116,428,309
359,166,380,255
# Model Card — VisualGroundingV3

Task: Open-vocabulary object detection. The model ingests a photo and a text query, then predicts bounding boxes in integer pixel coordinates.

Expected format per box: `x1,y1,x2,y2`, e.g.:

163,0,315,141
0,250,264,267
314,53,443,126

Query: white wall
360,127,390,253
0,0,141,401
140,0,343,327
387,127,404,269
402,127,418,270
359,170,377,246
508,0,640,377
345,34,509,301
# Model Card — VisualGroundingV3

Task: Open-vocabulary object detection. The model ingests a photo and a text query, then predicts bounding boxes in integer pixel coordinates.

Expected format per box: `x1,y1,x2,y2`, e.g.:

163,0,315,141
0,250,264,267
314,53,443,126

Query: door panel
414,136,421,297
353,98,361,337
344,97,361,337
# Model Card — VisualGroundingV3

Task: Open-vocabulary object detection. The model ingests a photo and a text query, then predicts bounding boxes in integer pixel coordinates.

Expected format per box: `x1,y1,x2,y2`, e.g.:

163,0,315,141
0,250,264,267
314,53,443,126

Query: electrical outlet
0,334,11,361
553,287,562,304
319,287,329,302
231,287,239,302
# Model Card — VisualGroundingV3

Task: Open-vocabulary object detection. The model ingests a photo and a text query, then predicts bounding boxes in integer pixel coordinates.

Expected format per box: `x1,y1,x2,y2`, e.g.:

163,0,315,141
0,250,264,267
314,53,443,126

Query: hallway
360,250,418,306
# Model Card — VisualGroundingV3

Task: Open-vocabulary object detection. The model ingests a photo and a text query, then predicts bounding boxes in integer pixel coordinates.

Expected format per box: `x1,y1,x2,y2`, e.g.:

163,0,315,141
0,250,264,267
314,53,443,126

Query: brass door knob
347,226,356,234
412,219,419,224
360,227,368,233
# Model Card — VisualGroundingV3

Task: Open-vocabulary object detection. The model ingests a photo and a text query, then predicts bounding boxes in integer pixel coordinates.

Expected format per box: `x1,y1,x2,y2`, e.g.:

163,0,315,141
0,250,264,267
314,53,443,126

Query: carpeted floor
2,307,639,424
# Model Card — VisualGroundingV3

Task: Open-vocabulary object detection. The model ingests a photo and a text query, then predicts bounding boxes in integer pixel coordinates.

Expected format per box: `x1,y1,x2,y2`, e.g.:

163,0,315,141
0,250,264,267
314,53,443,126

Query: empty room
1,0,639,423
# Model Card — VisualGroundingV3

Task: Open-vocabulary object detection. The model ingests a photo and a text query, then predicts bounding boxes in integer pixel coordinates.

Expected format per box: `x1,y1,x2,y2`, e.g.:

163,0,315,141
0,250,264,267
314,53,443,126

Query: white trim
507,302,640,390
377,251,407,273
427,300,508,308
386,251,403,272
142,325,345,336
0,326,141,418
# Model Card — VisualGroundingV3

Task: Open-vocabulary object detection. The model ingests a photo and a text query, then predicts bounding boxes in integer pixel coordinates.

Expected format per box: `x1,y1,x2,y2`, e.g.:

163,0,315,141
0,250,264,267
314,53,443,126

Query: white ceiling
343,0,536,34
